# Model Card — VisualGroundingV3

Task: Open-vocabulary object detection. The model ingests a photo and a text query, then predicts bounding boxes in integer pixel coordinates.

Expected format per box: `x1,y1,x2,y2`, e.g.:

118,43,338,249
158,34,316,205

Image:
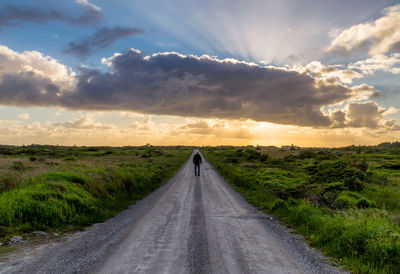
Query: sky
0,0,399,147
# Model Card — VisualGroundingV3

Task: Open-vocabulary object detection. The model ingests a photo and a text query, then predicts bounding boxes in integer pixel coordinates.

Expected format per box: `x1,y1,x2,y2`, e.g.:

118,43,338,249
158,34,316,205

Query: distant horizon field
0,142,398,148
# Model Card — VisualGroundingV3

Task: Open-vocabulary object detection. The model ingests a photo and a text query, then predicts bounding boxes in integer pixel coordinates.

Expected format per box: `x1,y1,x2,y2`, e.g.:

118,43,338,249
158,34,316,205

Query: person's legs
194,164,200,176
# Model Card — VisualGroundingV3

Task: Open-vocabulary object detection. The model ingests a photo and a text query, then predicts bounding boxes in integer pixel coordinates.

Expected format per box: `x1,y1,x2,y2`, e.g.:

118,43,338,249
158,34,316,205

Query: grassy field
0,145,191,242
203,142,400,274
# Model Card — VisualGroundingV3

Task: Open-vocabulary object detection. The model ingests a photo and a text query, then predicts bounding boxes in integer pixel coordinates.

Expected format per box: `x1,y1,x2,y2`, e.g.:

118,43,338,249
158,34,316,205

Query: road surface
0,152,344,273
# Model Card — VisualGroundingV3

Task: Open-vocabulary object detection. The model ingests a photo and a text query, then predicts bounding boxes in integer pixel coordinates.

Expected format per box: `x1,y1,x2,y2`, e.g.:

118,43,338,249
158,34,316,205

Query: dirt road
0,152,344,273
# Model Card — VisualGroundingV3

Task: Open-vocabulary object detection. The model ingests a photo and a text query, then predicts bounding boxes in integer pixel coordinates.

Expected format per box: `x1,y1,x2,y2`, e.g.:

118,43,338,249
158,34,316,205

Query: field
203,142,400,274
1,143,400,273
0,145,191,242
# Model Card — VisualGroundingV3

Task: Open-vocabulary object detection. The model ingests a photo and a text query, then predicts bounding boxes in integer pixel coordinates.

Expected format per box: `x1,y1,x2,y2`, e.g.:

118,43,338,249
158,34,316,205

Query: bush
270,199,287,212
309,160,365,191
366,171,388,185
277,184,307,200
232,174,251,188
356,198,376,209
10,161,25,172
314,182,345,208
298,150,315,159
333,196,353,209
243,149,269,162
225,156,239,163
62,156,78,161
0,173,20,194
316,150,336,160
344,176,363,191
44,172,87,185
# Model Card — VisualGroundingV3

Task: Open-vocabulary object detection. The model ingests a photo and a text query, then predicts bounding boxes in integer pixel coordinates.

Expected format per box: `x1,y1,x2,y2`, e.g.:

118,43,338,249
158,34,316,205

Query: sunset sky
0,0,399,146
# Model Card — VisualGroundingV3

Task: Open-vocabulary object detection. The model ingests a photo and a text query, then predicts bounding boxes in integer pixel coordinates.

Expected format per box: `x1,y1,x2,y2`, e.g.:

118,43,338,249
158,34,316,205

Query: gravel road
0,152,345,273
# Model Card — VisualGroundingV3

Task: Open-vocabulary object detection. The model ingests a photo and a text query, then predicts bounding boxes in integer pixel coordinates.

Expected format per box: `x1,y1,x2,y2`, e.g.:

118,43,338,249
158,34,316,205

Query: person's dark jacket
193,153,202,165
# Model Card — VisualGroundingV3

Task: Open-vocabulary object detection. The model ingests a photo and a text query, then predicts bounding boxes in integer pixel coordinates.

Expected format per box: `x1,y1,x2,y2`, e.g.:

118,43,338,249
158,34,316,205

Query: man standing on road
193,151,202,176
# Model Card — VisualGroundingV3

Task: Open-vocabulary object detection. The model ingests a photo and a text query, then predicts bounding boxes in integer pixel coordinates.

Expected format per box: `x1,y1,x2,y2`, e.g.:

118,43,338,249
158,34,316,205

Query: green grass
0,146,191,239
203,144,400,273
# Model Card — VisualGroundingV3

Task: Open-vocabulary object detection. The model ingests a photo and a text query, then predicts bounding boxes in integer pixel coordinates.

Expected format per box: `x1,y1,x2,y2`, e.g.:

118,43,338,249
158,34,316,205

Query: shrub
356,198,376,209
355,159,368,172
316,150,336,160
225,156,239,163
277,184,307,200
232,174,251,188
244,149,260,160
332,196,353,209
259,153,269,163
314,182,345,208
44,172,87,185
309,160,365,191
344,176,363,191
270,199,287,212
62,156,78,161
10,161,25,172
0,173,20,194
366,171,388,185
298,150,315,159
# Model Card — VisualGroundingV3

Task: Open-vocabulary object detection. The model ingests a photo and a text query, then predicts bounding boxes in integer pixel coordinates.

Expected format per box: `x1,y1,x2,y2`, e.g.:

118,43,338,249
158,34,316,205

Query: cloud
52,115,113,130
345,101,384,128
383,106,399,116
330,110,346,128
131,115,153,130
0,46,384,128
18,113,30,120
290,61,363,84
327,4,400,56
0,45,75,108
65,49,377,127
329,102,400,131
0,45,76,89
348,53,400,75
63,26,144,57
178,119,254,139
75,0,101,13
384,119,400,131
0,1,102,28
72,0,103,24
0,109,399,146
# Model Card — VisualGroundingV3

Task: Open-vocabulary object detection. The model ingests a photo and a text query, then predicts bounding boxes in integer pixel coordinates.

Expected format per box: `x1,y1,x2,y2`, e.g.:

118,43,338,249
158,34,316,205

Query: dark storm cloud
62,50,362,127
0,2,102,28
63,26,145,57
346,101,384,128
0,49,378,127
330,101,400,130
0,4,64,27
0,72,61,107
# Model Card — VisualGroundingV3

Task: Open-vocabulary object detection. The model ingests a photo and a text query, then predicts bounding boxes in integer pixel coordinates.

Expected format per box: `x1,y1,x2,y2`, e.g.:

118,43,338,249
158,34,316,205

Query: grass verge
0,146,191,241
203,147,400,274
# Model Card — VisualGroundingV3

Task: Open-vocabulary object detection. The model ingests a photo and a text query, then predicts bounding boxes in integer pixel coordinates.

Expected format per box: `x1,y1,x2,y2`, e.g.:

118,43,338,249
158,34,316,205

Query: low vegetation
203,142,400,274
0,145,191,241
